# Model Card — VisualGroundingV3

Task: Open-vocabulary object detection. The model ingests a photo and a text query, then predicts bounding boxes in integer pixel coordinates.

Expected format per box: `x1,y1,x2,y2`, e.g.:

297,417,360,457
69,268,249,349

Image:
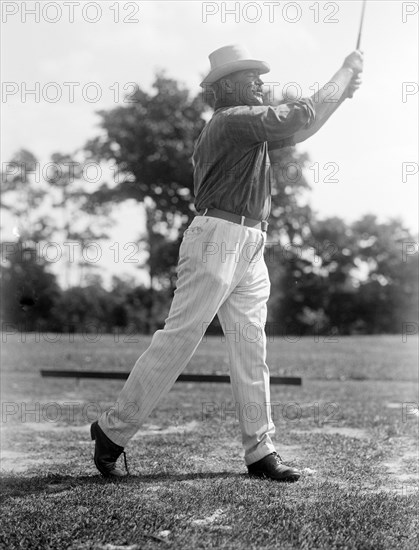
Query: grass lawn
1,333,418,549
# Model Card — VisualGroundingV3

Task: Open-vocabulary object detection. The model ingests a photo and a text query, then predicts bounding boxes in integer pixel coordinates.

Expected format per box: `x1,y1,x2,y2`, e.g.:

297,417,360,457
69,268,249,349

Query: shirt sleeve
267,136,296,151
226,98,316,146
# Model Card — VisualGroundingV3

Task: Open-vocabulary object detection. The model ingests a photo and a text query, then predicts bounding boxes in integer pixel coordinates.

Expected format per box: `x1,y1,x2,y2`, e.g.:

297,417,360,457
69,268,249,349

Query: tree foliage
0,244,61,331
266,215,418,335
84,73,207,220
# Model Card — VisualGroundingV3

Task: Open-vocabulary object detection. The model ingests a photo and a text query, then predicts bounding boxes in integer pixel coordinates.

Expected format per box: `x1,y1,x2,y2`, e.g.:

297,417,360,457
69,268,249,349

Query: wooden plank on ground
40,369,302,385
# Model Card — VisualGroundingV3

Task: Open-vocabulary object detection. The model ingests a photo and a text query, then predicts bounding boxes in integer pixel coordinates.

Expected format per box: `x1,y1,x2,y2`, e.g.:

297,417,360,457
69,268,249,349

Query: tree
268,145,313,244
52,278,113,333
46,152,114,287
351,216,418,333
265,143,321,335
0,150,62,330
0,149,55,243
82,73,209,330
0,244,61,331
84,72,207,219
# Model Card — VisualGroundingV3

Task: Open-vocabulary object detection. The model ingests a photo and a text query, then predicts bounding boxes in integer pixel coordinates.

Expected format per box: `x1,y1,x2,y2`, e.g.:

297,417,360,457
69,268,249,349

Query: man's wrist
340,67,355,98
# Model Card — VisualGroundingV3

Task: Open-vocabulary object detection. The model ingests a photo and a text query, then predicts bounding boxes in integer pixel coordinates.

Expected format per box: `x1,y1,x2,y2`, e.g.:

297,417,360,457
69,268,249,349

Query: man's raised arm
293,50,364,144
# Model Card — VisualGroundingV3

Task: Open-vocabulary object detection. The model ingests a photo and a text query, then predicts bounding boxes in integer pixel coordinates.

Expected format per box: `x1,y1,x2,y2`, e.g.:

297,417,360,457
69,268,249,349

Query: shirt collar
214,97,243,111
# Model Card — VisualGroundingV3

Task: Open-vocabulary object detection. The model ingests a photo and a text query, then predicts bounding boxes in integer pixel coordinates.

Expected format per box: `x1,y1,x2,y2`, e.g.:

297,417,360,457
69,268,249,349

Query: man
91,44,363,481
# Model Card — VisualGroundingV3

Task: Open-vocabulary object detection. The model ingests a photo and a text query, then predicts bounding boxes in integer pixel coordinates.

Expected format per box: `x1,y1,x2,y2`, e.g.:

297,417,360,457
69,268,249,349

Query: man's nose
256,77,264,86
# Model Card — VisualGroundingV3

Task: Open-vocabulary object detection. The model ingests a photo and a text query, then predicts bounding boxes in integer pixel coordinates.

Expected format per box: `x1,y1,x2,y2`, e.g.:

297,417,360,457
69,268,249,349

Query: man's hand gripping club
343,50,364,99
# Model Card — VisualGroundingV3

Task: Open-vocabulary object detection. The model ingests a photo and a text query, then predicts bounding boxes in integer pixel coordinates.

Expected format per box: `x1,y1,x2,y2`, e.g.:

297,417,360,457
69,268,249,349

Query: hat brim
200,59,270,88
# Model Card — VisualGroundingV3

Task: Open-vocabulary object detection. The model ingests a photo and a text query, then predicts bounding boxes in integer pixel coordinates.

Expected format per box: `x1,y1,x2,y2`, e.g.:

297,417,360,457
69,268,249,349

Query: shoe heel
90,422,96,441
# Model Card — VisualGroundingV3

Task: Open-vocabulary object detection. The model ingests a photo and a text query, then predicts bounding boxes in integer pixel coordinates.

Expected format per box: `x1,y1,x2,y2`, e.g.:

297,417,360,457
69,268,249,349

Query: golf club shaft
356,0,367,49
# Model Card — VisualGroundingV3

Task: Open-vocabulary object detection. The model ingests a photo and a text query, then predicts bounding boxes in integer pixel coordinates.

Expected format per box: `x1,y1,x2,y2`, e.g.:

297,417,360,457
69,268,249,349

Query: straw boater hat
200,44,270,88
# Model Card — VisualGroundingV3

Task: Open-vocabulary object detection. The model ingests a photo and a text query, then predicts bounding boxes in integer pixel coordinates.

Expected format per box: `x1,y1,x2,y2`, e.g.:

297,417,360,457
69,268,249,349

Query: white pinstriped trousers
99,215,276,465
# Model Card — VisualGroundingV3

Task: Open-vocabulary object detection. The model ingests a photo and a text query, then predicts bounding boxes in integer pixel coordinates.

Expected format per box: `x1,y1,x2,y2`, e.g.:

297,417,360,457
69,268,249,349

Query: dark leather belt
198,208,268,232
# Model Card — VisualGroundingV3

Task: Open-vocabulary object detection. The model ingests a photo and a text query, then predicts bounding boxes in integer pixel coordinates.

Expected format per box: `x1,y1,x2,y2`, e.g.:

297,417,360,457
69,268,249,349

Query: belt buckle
240,215,245,226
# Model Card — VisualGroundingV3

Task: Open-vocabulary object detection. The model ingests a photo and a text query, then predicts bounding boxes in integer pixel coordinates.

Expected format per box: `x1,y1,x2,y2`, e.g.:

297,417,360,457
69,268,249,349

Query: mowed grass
1,334,418,550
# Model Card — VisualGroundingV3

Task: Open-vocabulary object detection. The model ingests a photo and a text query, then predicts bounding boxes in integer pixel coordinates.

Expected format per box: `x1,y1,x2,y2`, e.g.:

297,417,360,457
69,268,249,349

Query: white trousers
99,215,276,465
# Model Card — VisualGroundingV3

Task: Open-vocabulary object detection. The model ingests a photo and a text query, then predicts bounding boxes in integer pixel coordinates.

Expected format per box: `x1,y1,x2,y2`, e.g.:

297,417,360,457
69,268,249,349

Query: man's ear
219,78,234,94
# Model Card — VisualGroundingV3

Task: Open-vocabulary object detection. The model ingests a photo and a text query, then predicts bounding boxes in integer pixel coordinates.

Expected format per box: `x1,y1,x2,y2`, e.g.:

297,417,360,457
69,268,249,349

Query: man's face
223,70,264,106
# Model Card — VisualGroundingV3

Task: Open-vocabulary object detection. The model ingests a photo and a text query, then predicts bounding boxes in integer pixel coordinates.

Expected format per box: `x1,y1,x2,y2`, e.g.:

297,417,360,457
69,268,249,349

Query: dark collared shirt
192,98,315,221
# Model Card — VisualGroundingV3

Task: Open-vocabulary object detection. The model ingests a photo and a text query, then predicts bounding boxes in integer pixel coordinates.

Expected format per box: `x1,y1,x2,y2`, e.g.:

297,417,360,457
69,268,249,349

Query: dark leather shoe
90,420,129,478
248,452,301,482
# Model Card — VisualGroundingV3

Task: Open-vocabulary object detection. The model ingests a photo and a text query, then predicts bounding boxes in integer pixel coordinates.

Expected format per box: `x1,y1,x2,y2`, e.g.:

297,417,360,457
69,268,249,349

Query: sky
1,0,418,285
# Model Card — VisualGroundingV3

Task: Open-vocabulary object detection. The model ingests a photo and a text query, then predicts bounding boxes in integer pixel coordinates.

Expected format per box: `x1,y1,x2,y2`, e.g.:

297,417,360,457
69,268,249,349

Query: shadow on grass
0,471,245,500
